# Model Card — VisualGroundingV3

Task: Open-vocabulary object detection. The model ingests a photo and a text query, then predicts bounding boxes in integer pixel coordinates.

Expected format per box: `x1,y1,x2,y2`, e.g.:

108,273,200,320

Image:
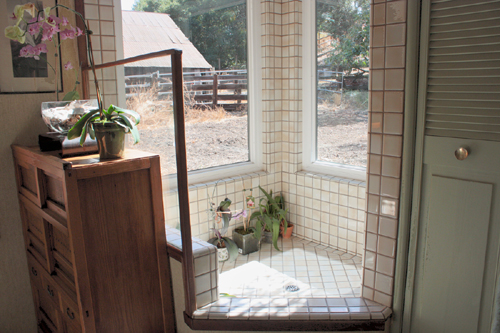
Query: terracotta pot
94,122,126,160
280,223,294,239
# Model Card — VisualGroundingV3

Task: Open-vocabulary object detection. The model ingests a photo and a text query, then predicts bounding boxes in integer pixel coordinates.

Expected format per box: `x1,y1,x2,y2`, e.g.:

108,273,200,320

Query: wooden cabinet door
407,1,500,332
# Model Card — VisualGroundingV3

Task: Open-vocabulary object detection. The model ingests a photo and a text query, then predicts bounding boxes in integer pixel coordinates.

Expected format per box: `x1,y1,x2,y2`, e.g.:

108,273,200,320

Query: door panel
411,137,500,333
412,171,494,332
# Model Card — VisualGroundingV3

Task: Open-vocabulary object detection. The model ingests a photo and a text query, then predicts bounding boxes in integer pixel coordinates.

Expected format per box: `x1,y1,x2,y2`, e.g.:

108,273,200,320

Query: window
125,0,262,185
303,0,369,180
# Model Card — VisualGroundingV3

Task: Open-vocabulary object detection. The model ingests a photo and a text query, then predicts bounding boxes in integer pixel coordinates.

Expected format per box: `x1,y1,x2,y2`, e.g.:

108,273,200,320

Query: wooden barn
122,10,212,76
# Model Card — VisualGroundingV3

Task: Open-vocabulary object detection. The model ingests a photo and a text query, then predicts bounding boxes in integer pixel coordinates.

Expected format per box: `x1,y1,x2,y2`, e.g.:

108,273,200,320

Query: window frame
163,0,263,188
302,2,366,181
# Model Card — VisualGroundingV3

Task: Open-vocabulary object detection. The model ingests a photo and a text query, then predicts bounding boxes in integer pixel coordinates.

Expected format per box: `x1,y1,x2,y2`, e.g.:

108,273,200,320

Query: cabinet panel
24,205,45,243
77,169,165,332
42,171,67,220
18,161,38,198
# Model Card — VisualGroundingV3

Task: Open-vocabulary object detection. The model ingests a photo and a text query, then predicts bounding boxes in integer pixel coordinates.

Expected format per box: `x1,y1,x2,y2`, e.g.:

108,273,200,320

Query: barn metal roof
122,11,212,69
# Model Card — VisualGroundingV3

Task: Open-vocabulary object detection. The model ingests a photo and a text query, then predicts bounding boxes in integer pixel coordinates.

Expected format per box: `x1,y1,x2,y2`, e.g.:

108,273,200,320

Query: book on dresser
11,145,176,333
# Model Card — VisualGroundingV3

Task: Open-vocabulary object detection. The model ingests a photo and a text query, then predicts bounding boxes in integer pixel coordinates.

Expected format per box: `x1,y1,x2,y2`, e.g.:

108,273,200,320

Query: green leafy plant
249,186,288,251
67,104,141,145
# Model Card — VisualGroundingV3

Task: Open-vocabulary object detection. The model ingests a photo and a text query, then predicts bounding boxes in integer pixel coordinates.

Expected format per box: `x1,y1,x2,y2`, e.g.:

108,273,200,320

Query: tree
133,0,247,70
317,0,370,75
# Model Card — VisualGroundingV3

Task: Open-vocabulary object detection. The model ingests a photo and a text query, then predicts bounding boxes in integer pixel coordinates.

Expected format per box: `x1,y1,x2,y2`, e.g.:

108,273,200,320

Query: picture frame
0,0,62,94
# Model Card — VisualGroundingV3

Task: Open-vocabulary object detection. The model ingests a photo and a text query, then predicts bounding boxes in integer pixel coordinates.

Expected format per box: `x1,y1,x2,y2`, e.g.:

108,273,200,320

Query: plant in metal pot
249,186,288,251
67,104,140,159
208,198,239,262
232,189,259,255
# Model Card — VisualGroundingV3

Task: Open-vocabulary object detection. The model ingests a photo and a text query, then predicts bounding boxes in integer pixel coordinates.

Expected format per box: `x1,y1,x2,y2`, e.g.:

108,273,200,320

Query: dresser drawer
60,294,80,329
27,231,48,267
33,282,61,333
27,253,43,288
41,274,60,308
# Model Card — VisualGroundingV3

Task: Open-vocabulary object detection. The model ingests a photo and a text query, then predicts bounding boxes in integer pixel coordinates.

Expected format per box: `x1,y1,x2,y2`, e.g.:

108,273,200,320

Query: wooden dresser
11,145,175,333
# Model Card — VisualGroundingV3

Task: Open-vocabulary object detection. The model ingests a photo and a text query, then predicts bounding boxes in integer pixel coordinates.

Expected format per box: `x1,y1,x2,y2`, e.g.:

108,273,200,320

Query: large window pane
124,0,249,175
316,0,369,168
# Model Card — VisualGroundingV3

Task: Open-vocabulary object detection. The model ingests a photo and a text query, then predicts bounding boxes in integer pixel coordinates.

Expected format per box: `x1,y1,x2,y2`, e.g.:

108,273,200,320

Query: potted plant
68,104,140,159
5,3,141,158
232,190,259,255
249,186,289,251
207,198,238,262
280,219,294,239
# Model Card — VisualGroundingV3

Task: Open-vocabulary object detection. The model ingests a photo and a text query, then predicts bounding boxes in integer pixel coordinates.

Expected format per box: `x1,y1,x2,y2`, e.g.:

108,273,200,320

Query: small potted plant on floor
232,189,259,255
207,198,238,262
249,186,289,251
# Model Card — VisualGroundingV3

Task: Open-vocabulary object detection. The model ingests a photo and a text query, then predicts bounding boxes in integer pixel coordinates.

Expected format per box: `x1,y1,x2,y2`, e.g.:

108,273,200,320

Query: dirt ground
127,104,367,174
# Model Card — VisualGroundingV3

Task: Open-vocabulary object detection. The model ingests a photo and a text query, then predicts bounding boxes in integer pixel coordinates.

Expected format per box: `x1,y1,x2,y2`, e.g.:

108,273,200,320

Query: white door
407,1,500,332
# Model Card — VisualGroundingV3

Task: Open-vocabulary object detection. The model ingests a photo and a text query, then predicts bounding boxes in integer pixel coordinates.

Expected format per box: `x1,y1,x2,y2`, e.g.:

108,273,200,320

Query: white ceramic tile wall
164,173,280,242
84,0,119,107
363,0,407,307
87,0,409,311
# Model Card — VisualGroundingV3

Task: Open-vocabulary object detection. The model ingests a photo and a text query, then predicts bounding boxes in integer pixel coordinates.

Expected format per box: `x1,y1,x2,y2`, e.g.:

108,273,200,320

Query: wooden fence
125,69,248,111
125,68,358,110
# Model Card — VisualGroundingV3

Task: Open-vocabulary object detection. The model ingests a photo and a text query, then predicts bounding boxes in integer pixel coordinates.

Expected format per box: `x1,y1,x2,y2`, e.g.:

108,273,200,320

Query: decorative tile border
193,296,392,321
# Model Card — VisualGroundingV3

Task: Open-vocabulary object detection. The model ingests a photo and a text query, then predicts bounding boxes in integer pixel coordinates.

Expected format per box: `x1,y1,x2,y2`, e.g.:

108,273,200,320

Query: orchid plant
207,198,241,262
4,2,140,146
4,3,98,102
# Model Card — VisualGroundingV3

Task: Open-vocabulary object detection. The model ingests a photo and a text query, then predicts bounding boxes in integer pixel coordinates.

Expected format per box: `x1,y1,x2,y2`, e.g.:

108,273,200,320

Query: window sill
185,302,391,331
162,161,264,189
301,162,367,182
295,170,367,188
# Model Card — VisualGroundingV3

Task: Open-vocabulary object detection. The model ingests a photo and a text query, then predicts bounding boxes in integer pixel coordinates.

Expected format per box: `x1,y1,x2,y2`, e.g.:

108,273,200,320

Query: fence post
212,74,218,107
152,70,159,99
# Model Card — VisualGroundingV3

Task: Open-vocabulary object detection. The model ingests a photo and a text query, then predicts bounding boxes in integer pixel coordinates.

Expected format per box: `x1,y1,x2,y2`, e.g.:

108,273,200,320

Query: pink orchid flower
46,15,61,26
232,209,248,221
64,61,73,70
60,27,76,40
27,22,40,35
41,23,60,41
34,43,47,55
19,45,33,57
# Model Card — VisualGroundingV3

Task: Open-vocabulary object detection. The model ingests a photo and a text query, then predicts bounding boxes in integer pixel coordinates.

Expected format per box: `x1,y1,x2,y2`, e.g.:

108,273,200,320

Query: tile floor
218,236,363,298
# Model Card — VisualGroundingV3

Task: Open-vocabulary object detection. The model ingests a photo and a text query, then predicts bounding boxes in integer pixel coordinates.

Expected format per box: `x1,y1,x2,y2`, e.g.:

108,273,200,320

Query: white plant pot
217,247,229,262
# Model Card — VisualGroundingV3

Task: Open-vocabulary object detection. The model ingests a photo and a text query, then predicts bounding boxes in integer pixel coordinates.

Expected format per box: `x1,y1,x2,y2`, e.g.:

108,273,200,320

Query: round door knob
455,147,469,160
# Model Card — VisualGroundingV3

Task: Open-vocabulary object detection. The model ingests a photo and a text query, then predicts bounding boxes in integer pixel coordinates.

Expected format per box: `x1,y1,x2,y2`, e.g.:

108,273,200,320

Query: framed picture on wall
0,0,62,94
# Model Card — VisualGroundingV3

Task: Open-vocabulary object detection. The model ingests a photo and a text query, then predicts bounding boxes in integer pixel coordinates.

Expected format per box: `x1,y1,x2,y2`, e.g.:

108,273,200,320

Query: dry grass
126,85,232,129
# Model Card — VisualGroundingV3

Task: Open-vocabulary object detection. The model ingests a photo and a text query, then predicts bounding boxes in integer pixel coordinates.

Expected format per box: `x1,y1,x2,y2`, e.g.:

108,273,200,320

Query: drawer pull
66,307,75,320
31,267,38,276
46,285,54,297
